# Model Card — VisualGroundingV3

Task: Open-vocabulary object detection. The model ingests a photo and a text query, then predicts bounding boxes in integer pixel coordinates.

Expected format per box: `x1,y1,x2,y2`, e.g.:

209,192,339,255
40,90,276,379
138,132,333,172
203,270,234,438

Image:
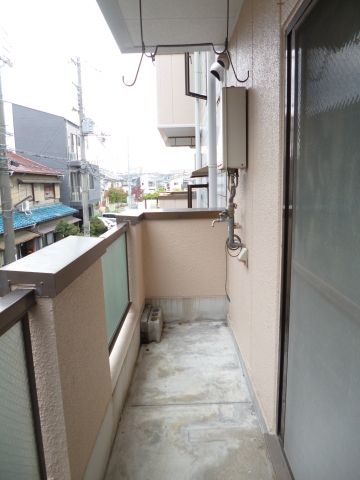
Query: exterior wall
12,105,101,209
225,0,302,433
89,164,101,204
52,259,111,479
156,54,195,125
158,197,188,209
126,222,145,314
12,104,71,206
29,259,112,479
10,174,61,207
142,218,227,298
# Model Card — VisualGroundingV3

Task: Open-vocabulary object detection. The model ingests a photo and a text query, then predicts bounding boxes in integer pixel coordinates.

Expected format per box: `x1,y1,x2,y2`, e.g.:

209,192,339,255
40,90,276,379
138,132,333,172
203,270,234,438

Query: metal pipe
207,50,217,208
194,52,202,208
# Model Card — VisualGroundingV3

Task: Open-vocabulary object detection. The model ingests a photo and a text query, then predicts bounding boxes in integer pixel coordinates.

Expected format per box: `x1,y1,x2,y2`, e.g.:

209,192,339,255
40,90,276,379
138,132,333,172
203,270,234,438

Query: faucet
212,210,228,227
211,169,242,250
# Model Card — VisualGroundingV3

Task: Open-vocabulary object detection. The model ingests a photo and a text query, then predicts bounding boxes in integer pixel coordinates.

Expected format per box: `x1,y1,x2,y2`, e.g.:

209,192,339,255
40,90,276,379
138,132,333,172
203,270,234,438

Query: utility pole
0,57,15,264
127,136,132,210
72,57,90,236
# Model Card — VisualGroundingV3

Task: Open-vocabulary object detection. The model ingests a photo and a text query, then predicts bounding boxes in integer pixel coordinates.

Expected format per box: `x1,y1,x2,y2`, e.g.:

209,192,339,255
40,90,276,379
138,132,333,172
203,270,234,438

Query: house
139,173,157,194
0,0,358,479
11,104,101,222
0,151,79,265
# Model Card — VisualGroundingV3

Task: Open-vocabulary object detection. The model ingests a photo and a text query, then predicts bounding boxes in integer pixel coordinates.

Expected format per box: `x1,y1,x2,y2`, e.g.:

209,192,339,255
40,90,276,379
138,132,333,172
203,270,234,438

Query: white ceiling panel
97,0,243,53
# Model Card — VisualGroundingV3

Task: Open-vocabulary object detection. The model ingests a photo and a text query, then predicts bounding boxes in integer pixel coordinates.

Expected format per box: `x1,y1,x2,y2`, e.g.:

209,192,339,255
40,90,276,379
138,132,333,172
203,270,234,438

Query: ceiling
96,0,243,54
157,125,195,147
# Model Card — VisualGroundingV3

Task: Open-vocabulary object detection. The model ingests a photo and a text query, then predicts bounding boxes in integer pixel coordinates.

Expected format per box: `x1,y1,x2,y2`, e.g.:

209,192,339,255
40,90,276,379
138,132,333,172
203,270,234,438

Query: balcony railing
99,223,131,352
0,289,46,479
70,186,82,202
0,208,226,479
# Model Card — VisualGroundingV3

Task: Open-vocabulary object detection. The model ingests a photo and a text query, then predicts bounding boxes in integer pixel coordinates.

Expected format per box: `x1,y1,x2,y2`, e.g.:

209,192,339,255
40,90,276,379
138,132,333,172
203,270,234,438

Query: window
174,182,179,186
88,174,94,190
44,184,55,199
148,181,154,187
43,232,54,247
70,133,80,158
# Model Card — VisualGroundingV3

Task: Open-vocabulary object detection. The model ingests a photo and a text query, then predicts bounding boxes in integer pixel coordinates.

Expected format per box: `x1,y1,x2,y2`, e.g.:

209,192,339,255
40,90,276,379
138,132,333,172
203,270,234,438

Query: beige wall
156,54,195,125
225,0,302,433
142,218,227,298
30,259,112,479
158,197,188,209
126,222,145,313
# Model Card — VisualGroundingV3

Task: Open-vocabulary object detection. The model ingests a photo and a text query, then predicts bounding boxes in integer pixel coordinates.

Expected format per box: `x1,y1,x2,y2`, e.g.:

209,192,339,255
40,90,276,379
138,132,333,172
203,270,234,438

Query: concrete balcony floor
105,320,275,479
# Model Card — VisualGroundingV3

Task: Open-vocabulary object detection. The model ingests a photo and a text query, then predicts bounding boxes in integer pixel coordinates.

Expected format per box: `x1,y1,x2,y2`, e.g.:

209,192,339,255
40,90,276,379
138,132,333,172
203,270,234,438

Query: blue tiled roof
0,204,78,234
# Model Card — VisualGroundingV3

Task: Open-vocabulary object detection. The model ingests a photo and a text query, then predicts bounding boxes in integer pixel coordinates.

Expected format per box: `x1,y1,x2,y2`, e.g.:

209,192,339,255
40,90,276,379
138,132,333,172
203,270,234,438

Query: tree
105,184,127,204
142,187,165,200
89,216,107,237
55,219,80,238
132,185,143,202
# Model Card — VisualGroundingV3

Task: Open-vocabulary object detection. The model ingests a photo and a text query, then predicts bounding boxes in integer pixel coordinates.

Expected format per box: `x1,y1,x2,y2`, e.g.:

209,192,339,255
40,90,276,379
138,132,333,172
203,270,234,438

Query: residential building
11,104,101,221
139,173,158,194
0,1,358,479
0,151,79,265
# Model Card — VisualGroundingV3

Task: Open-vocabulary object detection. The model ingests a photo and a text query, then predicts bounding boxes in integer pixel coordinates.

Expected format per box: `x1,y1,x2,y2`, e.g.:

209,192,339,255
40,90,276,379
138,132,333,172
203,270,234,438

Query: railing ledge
116,208,223,225
0,289,36,336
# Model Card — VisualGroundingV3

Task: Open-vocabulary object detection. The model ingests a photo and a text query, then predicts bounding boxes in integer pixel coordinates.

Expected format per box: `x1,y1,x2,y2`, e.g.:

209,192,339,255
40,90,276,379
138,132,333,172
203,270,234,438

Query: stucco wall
156,54,195,125
126,222,145,313
51,259,112,479
224,0,302,433
142,218,227,298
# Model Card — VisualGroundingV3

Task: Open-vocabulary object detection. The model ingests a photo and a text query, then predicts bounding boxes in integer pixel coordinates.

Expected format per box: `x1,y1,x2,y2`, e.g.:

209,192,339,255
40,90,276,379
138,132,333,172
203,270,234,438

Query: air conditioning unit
19,200,30,212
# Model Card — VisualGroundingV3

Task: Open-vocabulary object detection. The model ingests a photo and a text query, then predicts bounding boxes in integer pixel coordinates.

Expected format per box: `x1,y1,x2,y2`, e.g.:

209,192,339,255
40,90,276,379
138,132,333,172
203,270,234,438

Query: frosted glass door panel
101,234,129,344
284,0,360,478
0,322,40,480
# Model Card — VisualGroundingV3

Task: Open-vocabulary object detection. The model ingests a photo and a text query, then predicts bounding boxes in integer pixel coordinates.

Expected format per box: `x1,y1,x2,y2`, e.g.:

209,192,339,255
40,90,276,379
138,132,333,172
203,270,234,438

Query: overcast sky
1,0,195,173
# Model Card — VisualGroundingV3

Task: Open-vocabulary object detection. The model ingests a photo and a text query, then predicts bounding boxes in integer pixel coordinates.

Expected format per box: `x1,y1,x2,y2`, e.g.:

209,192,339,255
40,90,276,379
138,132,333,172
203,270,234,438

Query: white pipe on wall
194,52,202,208
207,50,217,208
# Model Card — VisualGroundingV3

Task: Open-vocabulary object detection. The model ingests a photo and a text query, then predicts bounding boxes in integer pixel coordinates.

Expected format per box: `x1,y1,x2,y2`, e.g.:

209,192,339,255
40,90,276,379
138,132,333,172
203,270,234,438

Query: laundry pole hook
122,53,144,87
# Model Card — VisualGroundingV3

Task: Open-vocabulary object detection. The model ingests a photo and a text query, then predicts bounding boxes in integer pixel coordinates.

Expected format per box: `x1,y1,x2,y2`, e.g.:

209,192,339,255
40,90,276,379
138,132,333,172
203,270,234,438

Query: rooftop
0,204,78,234
7,151,63,176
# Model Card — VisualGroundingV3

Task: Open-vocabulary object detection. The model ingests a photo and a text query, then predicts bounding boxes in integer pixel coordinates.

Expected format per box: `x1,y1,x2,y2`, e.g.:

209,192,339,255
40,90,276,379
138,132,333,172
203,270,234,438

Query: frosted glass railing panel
0,322,40,480
101,233,129,345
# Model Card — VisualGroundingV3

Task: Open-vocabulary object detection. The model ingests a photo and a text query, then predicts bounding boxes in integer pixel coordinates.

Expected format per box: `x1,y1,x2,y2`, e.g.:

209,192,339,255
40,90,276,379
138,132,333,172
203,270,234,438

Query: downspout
194,52,202,208
207,50,217,208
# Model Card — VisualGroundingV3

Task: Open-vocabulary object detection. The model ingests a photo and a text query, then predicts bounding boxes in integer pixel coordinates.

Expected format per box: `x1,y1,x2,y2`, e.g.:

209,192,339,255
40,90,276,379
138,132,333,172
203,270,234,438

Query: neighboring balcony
70,185,83,206
0,209,277,479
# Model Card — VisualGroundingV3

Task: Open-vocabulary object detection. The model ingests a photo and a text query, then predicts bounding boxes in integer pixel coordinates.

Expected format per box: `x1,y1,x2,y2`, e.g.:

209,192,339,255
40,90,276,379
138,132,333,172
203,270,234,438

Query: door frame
277,0,321,443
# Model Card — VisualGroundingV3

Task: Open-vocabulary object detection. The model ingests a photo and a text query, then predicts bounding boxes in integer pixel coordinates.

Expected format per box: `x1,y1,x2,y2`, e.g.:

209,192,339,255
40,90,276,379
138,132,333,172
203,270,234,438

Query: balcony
0,209,282,479
70,185,83,206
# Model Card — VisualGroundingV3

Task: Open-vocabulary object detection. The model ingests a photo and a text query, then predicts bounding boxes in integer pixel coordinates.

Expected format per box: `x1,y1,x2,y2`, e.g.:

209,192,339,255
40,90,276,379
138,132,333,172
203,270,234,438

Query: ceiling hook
226,50,250,83
122,53,144,87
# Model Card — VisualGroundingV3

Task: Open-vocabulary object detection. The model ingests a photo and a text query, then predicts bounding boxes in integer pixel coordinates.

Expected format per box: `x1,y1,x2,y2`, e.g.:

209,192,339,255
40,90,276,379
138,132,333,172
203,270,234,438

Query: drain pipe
194,52,202,208
207,50,217,208
212,170,242,250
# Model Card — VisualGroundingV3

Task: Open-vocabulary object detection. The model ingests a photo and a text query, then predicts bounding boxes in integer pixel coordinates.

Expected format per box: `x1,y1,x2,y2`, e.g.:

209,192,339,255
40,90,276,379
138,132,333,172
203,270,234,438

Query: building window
88,174,94,190
70,133,80,158
173,182,179,186
43,232,54,247
148,181,154,187
44,184,55,199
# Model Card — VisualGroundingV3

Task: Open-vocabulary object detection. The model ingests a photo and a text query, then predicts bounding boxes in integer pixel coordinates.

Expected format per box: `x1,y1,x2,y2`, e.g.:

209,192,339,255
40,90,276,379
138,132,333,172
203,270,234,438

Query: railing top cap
116,208,223,225
0,236,106,297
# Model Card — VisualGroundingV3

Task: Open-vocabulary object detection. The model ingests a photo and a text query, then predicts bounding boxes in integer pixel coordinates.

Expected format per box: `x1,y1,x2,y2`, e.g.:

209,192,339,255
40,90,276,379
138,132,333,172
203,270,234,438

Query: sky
0,0,195,173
